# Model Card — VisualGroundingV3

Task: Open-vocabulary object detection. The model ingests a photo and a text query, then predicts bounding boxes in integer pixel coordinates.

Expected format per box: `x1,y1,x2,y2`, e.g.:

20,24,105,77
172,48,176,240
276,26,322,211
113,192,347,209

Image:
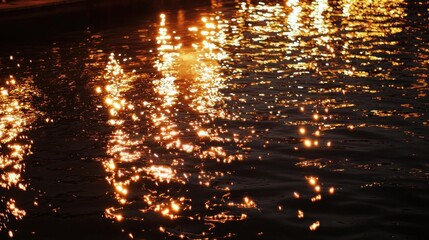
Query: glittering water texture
0,0,428,239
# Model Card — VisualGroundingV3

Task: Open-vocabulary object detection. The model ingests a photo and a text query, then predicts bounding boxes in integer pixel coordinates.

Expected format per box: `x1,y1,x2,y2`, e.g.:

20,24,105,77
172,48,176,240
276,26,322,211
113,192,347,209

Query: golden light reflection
94,0,414,236
293,192,300,198
340,0,406,79
297,210,304,218
309,221,320,231
0,0,422,238
98,11,258,238
204,212,247,223
100,48,189,227
152,13,191,156
152,13,251,163
0,76,39,233
287,176,337,231
98,54,154,218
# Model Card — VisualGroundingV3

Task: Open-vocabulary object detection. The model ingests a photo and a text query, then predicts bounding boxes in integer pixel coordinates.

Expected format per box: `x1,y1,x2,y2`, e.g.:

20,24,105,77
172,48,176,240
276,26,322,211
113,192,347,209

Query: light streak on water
0,75,40,235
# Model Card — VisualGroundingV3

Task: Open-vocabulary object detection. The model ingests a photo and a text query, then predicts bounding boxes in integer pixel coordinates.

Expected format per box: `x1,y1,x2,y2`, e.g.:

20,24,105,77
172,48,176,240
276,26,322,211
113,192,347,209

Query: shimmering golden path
0,75,40,237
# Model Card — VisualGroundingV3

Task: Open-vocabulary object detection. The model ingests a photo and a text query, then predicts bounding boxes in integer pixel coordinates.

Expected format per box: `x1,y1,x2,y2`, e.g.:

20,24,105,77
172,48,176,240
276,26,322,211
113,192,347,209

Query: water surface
1,0,428,239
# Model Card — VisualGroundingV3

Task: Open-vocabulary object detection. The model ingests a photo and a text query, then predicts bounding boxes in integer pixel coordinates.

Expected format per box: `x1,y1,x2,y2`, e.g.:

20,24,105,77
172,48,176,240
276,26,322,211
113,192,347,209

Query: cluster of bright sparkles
297,106,333,150
1,75,39,235
97,11,261,239
280,176,335,231
99,52,190,223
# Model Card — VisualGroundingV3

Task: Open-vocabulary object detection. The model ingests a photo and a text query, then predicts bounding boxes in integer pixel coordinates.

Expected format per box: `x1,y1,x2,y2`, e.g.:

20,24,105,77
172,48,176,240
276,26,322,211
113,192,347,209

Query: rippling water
1,0,428,239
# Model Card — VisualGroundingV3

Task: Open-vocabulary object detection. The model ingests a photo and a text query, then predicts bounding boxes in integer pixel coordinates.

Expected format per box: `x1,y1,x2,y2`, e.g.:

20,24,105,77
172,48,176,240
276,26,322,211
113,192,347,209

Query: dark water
1,0,429,239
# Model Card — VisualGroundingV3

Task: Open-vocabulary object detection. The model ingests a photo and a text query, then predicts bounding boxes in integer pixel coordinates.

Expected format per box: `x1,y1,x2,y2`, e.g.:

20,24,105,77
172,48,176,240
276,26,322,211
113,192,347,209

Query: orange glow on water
307,176,318,186
304,139,312,147
311,194,322,202
309,221,320,231
96,12,256,236
1,75,39,233
293,192,300,198
297,210,304,218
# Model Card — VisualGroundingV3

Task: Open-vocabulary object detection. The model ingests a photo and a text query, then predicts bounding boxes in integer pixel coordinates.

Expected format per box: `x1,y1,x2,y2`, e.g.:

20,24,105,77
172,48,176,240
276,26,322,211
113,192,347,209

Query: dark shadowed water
1,0,428,239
